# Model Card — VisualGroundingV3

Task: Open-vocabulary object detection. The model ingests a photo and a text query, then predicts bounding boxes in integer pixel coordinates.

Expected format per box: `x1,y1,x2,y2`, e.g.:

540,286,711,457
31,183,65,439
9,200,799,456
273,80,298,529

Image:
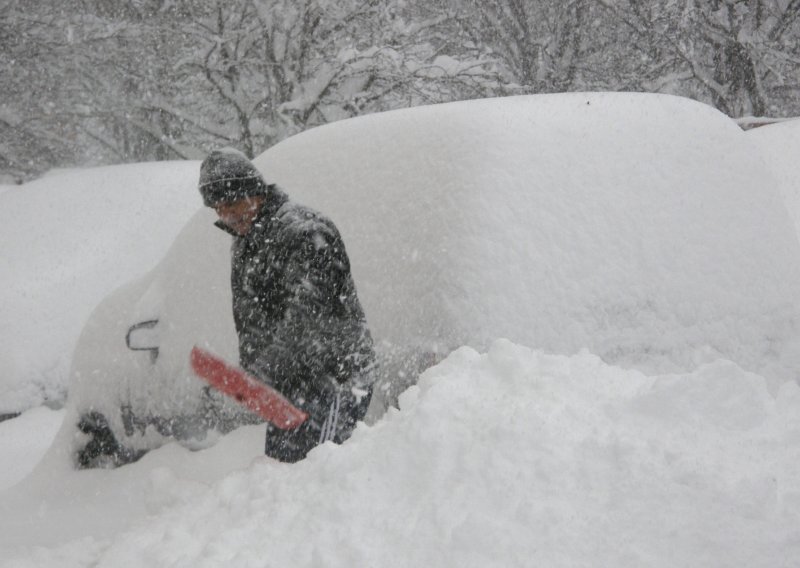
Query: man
198,148,376,462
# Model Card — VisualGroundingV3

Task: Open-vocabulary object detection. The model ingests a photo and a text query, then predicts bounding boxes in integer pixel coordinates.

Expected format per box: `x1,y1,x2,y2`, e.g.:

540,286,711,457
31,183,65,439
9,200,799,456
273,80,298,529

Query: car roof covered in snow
255,92,800,385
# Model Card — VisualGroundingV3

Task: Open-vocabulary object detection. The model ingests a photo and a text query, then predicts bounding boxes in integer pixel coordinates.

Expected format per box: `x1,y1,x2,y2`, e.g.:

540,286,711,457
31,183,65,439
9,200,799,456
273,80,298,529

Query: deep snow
3,342,800,567
3,94,800,567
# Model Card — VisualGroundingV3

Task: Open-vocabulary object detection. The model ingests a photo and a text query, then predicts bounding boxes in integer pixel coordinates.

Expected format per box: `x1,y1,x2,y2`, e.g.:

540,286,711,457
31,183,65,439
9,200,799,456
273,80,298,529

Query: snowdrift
4,341,800,566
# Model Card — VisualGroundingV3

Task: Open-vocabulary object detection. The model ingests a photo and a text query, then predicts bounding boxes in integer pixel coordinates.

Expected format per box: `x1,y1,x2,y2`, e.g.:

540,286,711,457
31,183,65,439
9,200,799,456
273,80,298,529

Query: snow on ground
0,162,202,413
3,341,800,567
3,94,800,566
0,407,64,492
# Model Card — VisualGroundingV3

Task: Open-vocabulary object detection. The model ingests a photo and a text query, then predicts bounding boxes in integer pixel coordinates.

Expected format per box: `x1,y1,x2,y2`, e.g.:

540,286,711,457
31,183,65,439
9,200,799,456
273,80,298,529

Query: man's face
213,196,265,236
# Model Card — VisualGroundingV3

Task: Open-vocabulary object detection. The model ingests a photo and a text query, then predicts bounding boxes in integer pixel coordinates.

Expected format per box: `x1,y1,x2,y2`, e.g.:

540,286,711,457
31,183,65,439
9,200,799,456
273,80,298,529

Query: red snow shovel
190,346,307,430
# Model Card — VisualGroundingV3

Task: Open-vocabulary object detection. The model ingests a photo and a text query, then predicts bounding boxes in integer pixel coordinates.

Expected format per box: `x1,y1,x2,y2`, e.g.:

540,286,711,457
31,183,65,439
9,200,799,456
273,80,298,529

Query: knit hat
198,149,268,206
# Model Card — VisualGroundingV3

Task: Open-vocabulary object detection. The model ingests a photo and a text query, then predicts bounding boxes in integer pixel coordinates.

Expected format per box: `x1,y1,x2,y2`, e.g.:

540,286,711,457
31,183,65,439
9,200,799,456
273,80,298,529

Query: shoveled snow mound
4,341,799,567
0,162,202,413
256,92,800,388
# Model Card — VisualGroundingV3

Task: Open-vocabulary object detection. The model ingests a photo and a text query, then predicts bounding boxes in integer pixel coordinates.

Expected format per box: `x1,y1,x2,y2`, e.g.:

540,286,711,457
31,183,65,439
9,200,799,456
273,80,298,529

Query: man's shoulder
275,200,341,241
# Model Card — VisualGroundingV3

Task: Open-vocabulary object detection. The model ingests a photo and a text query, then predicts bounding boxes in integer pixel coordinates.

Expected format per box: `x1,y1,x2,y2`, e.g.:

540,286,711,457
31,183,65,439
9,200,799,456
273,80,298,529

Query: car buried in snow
67,93,800,467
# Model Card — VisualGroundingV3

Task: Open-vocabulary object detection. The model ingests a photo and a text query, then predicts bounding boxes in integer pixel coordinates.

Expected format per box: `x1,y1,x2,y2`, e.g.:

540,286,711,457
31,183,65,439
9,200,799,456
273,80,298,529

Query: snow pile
0,162,202,412
4,340,800,567
256,93,800,387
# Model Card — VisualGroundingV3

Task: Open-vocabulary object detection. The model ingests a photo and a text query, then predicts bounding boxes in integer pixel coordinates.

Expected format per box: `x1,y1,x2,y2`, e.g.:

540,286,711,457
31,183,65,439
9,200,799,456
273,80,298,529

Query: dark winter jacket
218,185,376,420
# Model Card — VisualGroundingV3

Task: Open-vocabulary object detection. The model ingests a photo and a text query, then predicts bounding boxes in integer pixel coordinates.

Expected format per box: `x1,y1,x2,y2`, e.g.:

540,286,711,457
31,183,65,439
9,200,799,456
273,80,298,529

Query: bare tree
155,0,499,157
593,0,800,117
1,1,86,181
420,0,607,94
4,0,800,180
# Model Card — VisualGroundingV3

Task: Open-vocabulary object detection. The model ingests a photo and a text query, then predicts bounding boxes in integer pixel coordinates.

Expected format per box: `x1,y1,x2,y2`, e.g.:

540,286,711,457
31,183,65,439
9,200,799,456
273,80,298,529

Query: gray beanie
198,149,268,206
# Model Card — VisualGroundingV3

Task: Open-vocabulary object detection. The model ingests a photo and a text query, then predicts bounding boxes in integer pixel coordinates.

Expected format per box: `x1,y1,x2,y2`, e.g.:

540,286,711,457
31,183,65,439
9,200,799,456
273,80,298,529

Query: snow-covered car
66,93,800,467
